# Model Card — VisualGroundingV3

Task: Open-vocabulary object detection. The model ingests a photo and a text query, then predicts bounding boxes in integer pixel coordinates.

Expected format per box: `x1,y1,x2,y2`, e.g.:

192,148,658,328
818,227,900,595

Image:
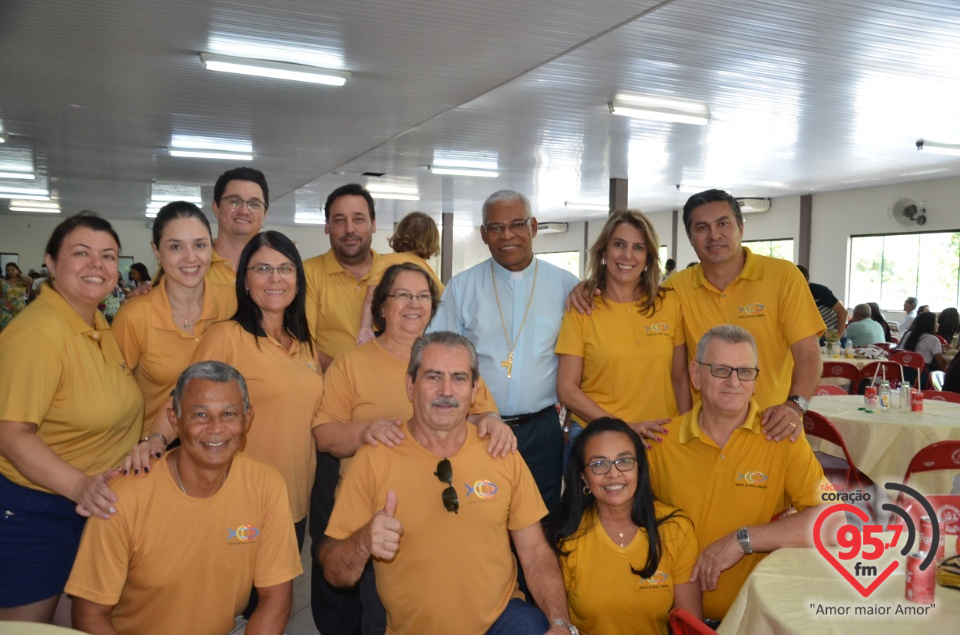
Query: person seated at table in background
556,209,690,460
937,307,959,347
898,312,947,385
66,361,302,635
1,262,31,330
646,324,833,624
899,296,919,332
867,302,893,342
550,418,701,635
127,262,152,288
357,211,443,345
843,303,885,347
321,332,575,635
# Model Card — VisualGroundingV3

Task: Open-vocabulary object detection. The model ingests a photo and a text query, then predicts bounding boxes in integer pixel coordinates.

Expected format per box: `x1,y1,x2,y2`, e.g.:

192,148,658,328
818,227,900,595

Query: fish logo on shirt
643,323,670,335
738,303,765,315
228,525,260,541
737,471,768,485
465,480,498,499
645,571,669,585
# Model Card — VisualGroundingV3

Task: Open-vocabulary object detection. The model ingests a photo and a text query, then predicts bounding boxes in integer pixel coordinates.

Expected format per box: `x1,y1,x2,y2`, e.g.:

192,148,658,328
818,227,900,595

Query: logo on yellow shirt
736,471,769,488
737,303,766,317
228,524,260,543
643,323,670,335
465,480,498,499
644,570,670,585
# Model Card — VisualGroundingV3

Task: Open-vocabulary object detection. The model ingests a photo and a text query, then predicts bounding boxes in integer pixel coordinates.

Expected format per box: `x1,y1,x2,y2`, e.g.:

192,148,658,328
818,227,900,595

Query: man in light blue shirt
429,190,578,512
845,303,886,346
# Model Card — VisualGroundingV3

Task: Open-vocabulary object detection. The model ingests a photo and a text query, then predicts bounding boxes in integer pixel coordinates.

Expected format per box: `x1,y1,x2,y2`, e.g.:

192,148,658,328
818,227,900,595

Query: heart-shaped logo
813,504,899,597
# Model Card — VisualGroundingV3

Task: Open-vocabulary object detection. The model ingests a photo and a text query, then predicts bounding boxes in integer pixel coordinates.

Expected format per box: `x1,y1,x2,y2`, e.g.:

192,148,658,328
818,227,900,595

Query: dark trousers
512,407,563,514
310,450,363,635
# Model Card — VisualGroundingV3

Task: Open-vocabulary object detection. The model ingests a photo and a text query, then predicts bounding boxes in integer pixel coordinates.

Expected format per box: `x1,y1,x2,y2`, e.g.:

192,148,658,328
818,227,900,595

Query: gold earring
582,485,592,496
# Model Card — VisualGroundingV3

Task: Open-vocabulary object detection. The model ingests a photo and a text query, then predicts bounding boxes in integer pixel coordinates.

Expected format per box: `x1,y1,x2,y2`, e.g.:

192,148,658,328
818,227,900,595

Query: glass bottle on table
878,379,891,410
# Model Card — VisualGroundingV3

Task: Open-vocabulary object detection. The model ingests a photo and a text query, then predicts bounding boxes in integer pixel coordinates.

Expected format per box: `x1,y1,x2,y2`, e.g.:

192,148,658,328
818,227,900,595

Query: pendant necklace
491,259,538,379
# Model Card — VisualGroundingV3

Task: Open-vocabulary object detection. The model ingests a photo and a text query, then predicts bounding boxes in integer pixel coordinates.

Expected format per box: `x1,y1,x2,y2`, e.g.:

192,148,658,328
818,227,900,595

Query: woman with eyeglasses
549,418,701,635
185,231,322,549
114,202,236,470
556,210,691,460
314,262,512,633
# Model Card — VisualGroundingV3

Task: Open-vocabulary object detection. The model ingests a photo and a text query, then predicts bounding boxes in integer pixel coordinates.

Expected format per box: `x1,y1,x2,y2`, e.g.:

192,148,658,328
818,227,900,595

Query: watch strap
737,526,753,554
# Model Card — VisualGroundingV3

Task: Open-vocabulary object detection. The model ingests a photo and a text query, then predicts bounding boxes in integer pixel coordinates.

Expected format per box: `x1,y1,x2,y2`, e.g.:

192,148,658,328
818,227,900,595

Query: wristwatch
737,526,753,555
551,619,579,634
787,395,808,414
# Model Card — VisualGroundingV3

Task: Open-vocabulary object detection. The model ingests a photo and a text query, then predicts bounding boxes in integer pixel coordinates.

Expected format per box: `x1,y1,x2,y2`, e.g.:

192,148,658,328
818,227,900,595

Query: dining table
808,395,960,495
820,354,883,371
718,533,960,634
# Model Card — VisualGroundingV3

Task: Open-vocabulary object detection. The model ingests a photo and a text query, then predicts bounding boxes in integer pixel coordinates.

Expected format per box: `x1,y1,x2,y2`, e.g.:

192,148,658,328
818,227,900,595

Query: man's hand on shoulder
125,282,152,299
564,281,599,315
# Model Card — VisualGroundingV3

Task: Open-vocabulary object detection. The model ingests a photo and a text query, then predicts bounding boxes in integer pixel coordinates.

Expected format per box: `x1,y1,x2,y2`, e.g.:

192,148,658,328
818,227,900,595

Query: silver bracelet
141,432,168,447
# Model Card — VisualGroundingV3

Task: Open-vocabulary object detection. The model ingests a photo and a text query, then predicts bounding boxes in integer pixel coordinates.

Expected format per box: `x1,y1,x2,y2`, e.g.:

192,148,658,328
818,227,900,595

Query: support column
798,194,812,267
609,178,628,214
440,176,454,283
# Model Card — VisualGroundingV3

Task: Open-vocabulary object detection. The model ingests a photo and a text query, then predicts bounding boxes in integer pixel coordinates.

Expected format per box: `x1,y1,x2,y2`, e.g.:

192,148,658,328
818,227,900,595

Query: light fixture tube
428,166,499,178
0,171,35,179
609,102,709,126
9,205,60,213
200,52,350,86
370,193,420,201
916,140,960,157
565,201,609,212
0,186,49,197
168,149,255,161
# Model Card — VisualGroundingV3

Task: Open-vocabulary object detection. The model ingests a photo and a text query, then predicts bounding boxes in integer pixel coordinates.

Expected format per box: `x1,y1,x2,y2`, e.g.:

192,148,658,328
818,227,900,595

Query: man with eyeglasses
209,167,271,285
321,332,577,635
646,325,831,624
429,190,578,515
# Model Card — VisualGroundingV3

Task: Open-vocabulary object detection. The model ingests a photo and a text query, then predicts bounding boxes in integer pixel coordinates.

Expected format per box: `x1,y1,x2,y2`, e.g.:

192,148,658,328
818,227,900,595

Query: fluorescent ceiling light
171,135,251,153
0,171,35,179
565,200,608,212
168,149,254,161
428,166,499,178
609,94,710,126
371,192,420,201
916,139,960,157
10,199,59,209
294,218,326,225
10,205,60,213
0,186,49,197
151,183,203,203
0,133,7,144
200,52,350,86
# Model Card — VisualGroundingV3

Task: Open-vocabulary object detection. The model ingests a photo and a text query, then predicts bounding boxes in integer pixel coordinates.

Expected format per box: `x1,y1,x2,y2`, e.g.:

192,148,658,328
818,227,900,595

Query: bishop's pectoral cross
501,350,514,378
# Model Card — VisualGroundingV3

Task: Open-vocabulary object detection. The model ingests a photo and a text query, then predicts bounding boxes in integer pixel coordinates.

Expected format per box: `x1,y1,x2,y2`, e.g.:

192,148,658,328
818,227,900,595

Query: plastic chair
803,411,877,521
890,350,925,386
822,361,859,394
888,441,960,529
929,370,946,391
669,608,716,634
922,389,960,404
857,361,903,393
936,334,950,348
815,384,848,396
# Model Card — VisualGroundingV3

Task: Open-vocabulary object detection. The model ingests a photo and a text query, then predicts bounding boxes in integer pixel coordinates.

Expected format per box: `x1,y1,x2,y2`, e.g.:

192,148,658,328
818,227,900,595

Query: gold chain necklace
490,259,538,379
170,298,203,330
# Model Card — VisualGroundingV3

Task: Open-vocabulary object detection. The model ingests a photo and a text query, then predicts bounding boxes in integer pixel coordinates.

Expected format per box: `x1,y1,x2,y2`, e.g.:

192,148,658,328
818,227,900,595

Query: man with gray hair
429,190,578,513
900,296,919,333
646,325,831,623
844,303,885,346
321,332,575,634
67,361,302,635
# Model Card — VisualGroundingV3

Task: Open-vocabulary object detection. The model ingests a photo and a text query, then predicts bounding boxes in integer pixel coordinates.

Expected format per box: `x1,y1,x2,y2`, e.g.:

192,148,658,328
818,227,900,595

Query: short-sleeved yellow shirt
315,338,498,474
191,320,323,521
560,503,697,635
112,278,236,432
556,290,685,426
0,287,143,491
303,249,380,360
662,248,825,408
647,400,827,620
206,247,237,287
65,453,302,635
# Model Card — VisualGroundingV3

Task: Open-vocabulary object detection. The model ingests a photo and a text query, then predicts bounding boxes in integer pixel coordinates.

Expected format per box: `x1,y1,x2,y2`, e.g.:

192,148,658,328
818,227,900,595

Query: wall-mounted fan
888,197,926,228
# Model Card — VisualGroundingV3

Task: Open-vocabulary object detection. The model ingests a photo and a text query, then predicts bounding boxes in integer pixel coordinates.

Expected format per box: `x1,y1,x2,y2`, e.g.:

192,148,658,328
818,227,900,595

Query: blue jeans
485,598,549,635
562,421,584,472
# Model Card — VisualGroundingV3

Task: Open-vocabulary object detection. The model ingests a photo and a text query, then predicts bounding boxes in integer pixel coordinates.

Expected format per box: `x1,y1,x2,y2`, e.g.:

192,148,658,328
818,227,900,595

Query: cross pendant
501,351,514,379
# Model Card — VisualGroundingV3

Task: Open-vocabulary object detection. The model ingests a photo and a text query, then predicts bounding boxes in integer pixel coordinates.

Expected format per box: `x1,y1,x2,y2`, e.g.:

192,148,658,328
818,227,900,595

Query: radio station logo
813,483,941,598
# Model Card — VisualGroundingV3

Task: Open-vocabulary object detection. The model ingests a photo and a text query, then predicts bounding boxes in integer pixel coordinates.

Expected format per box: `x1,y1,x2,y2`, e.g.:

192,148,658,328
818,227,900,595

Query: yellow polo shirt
303,249,380,360
191,321,323,521
556,291,685,426
113,278,236,432
315,338,498,474
367,253,444,294
0,287,143,491
207,247,237,287
647,400,827,620
662,248,825,408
